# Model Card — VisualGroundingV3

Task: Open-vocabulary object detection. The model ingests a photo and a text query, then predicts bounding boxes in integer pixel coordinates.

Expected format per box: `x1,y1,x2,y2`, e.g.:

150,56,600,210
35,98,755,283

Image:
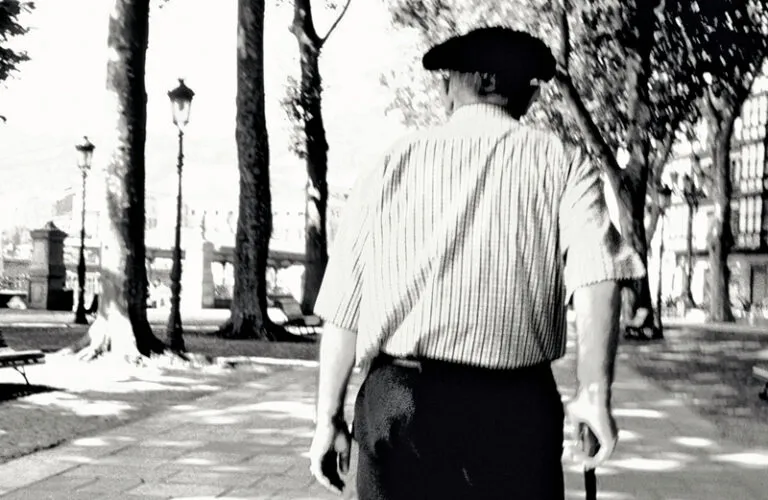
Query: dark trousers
353,355,565,500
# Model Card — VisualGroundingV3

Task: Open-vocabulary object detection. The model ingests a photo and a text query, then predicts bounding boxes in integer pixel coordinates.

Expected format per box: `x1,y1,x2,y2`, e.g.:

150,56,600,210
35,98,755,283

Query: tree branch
320,0,352,46
555,0,621,193
645,199,662,248
555,71,623,186
557,0,570,73
291,0,321,49
651,126,676,175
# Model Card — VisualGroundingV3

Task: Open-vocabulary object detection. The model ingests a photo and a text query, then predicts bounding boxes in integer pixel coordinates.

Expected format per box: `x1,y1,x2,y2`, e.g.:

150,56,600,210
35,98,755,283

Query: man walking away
308,27,646,500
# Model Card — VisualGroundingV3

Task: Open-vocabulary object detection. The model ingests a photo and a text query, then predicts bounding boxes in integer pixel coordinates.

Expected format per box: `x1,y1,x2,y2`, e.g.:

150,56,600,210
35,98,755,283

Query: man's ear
478,73,497,95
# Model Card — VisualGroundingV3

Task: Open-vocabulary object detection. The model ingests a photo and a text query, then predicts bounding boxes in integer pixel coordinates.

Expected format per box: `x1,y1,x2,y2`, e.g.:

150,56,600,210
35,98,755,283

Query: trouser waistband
373,352,551,378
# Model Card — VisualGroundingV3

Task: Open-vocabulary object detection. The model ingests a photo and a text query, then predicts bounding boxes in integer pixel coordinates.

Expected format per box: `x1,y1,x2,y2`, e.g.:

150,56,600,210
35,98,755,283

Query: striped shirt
314,103,645,370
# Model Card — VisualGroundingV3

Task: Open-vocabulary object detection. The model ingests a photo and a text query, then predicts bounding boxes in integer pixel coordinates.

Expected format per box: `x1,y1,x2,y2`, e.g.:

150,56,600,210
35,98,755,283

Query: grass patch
0,326,320,360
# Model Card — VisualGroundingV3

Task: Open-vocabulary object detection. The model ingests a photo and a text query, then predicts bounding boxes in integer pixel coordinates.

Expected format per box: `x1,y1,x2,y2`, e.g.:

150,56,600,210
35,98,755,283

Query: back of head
422,27,556,118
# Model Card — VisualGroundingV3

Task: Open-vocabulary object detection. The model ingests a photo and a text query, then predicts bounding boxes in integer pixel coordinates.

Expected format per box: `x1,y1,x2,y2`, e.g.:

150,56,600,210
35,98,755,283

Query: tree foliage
677,0,768,321
0,1,34,121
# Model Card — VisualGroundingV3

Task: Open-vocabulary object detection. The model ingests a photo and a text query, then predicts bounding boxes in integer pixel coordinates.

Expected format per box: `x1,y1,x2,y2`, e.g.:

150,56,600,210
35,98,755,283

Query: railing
0,274,29,293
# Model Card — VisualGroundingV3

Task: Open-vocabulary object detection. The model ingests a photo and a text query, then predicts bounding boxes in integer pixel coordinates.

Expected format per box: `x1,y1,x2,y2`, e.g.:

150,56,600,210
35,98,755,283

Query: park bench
271,295,322,335
0,349,46,385
624,307,651,340
753,364,768,401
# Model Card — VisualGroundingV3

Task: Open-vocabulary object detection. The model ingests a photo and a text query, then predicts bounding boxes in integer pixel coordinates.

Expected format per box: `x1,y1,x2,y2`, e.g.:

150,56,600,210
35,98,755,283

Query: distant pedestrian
308,27,646,499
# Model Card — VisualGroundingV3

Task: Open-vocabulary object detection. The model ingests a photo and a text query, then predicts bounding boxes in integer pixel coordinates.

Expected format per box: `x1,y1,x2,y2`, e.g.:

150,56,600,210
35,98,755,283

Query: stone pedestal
27,222,70,310
180,231,215,312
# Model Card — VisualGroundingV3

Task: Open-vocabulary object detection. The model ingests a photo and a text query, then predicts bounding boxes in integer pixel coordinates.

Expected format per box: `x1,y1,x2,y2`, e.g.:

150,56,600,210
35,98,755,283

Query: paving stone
242,454,298,474
253,473,314,490
164,470,259,488
0,459,79,490
212,488,274,500
126,482,228,497
0,488,100,500
100,494,172,500
59,463,182,482
137,439,204,449
107,445,190,460
20,475,96,492
173,450,253,466
74,477,147,494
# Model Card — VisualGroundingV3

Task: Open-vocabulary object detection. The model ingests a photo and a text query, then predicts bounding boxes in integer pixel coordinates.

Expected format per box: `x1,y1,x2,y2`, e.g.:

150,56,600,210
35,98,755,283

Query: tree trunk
291,1,329,315
707,118,736,322
615,175,656,335
67,0,164,360
217,0,291,341
558,1,661,337
682,203,696,308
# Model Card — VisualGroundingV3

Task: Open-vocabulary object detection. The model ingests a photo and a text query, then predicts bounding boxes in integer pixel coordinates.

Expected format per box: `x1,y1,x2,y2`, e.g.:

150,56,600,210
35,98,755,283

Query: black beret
422,27,556,85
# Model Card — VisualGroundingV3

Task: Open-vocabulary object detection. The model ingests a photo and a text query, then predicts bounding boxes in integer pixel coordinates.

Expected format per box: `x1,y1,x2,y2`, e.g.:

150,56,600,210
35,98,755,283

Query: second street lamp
74,136,95,325
166,79,195,352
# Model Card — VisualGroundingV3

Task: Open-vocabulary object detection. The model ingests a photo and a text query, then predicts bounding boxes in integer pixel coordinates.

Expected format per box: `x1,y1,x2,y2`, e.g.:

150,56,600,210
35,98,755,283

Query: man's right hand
565,383,618,470
309,418,352,494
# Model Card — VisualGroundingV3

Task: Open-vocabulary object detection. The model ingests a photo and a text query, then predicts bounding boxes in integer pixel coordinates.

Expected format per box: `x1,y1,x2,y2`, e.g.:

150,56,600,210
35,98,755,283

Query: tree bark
707,106,737,322
67,0,164,360
292,0,328,315
217,0,294,341
557,1,661,336
682,202,696,308
291,0,351,315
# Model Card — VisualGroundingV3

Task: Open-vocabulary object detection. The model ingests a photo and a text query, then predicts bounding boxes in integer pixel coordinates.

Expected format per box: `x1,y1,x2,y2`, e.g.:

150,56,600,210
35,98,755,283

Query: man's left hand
309,418,352,494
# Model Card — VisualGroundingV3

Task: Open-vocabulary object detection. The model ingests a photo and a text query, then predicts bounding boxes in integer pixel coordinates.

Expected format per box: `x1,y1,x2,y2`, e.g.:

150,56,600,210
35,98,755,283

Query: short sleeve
313,168,377,332
558,148,646,301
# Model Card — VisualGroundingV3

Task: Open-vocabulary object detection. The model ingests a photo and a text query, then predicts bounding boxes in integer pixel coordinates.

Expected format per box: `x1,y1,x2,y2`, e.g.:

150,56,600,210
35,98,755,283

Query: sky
0,0,412,229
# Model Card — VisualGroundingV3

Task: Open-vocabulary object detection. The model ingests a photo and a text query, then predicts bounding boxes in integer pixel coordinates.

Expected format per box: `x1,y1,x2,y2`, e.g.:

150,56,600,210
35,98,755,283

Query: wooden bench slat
0,350,45,363
753,365,768,382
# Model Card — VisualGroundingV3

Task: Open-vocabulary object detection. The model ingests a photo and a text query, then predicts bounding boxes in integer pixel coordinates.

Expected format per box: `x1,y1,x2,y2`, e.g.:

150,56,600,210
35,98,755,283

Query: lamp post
74,136,95,325
655,184,673,336
166,78,195,352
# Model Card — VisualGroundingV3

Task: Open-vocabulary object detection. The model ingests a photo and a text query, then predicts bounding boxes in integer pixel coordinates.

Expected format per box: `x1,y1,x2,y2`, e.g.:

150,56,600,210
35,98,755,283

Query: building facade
654,73,768,311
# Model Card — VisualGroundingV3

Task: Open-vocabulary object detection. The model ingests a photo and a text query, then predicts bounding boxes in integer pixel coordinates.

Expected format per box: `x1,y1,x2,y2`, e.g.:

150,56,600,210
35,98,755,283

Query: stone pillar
27,222,69,310
180,231,215,312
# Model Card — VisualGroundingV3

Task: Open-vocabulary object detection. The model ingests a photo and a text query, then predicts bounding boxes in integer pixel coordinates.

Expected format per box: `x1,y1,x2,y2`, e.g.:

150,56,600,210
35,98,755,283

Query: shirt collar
448,103,518,126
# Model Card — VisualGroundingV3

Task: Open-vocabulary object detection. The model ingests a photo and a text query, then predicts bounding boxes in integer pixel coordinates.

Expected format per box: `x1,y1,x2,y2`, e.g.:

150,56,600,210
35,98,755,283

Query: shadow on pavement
0,383,56,403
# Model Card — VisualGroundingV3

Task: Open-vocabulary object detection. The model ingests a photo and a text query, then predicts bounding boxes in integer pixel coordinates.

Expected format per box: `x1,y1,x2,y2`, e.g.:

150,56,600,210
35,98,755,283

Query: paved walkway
0,344,767,499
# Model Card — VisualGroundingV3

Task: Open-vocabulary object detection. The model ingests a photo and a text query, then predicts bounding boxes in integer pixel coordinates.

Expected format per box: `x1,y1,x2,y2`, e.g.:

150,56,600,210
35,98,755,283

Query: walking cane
580,424,599,500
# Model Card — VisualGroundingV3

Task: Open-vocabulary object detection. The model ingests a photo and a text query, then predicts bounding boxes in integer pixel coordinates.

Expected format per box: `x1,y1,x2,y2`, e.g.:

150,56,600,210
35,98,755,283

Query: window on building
757,143,766,179
732,154,742,185
742,145,753,180
747,197,757,234
749,143,758,179
759,95,768,127
756,197,764,235
743,100,753,126
743,197,751,234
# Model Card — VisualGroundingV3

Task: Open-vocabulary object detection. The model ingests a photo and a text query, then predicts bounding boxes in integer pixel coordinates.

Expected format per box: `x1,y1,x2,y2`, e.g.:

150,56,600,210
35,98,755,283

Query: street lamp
74,136,95,325
166,79,194,352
